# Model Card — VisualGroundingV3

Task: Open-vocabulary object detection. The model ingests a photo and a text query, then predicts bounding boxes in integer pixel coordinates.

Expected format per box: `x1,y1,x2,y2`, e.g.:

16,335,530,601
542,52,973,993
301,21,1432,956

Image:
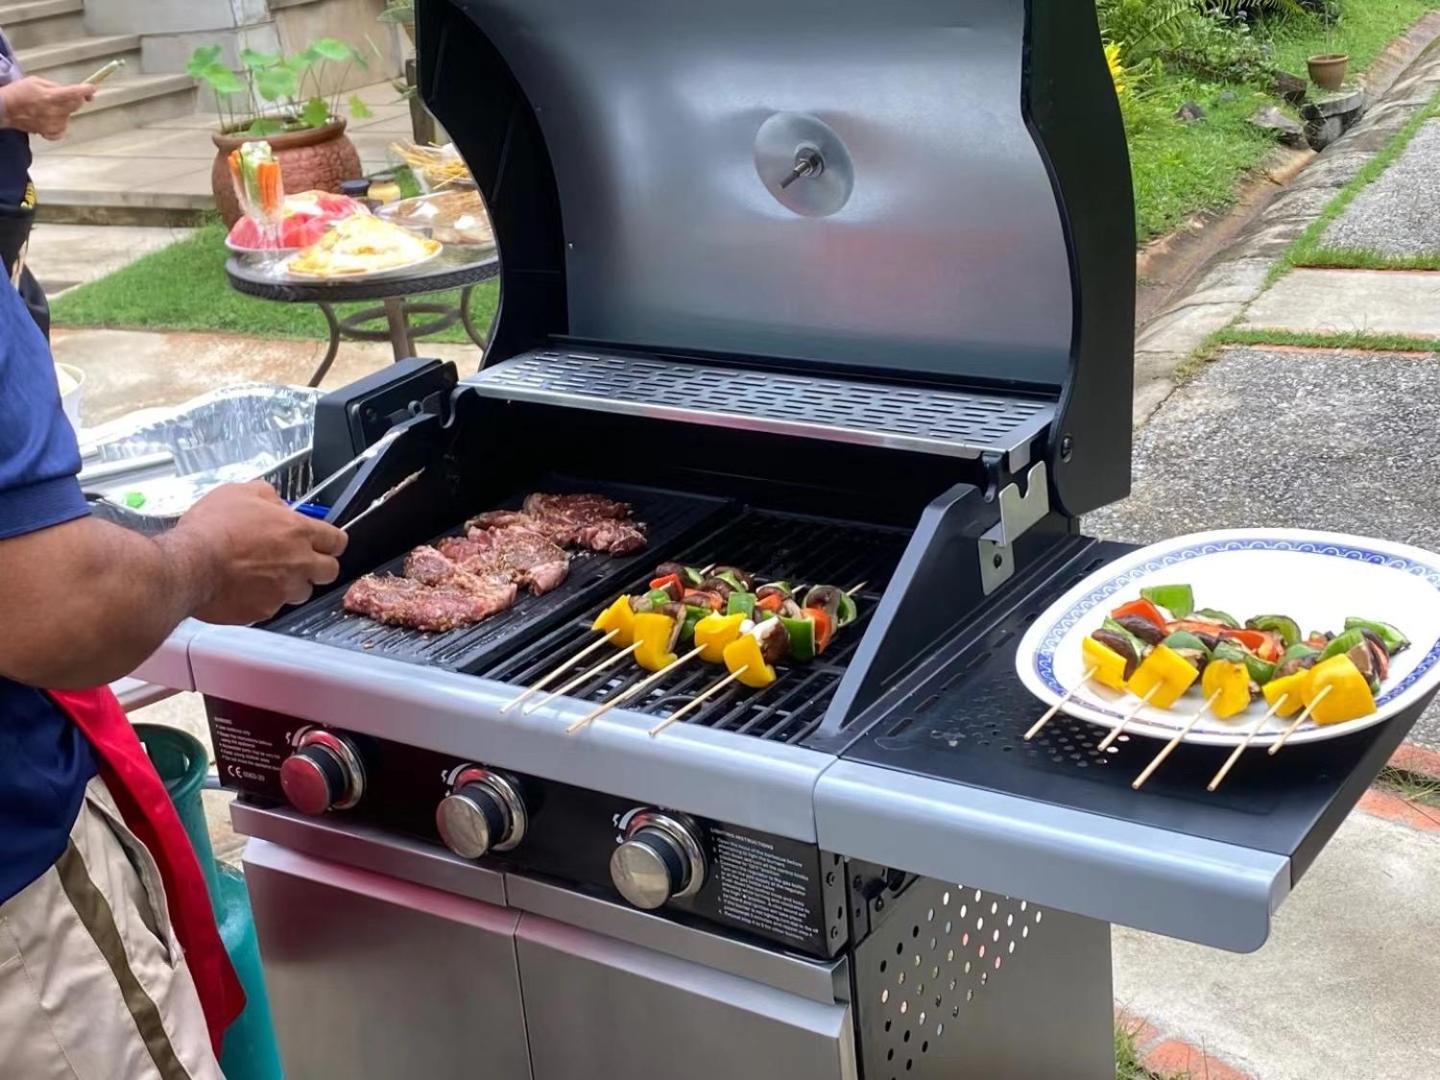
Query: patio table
225,243,499,386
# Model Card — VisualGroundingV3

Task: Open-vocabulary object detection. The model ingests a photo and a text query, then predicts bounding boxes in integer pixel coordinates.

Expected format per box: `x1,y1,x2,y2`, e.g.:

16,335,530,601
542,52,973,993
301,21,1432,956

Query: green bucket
135,724,284,1080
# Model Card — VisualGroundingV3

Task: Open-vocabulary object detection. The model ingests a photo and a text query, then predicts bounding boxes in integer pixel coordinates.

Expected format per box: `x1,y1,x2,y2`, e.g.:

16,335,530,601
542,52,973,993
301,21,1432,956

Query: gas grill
148,2,1437,1078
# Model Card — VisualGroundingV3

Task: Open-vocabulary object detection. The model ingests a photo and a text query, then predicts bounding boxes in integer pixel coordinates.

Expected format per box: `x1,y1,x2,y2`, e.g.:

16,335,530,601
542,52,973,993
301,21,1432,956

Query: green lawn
1127,0,1436,241
51,221,499,343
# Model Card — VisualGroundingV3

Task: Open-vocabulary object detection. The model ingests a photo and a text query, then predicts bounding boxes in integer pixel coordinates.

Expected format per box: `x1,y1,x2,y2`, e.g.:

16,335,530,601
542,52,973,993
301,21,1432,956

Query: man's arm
0,482,346,689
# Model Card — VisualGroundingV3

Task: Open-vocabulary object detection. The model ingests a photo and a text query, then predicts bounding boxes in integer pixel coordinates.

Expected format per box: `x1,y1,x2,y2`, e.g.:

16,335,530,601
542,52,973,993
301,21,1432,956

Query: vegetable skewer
568,645,706,733
1132,690,1222,791
1208,694,1292,793
1024,666,1098,741
1097,685,1161,752
1268,686,1334,756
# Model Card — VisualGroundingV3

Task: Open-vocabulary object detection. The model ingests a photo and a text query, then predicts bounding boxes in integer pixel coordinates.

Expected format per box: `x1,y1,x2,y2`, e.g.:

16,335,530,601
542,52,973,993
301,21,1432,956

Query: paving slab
1241,268,1440,337
1114,809,1440,1080
1086,346,1440,748
1322,120,1440,256
55,326,481,428
26,222,192,294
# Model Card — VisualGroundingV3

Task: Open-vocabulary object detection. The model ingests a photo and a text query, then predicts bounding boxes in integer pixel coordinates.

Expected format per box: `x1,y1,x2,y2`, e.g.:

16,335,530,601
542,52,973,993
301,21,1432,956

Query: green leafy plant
378,1,415,25
186,39,376,138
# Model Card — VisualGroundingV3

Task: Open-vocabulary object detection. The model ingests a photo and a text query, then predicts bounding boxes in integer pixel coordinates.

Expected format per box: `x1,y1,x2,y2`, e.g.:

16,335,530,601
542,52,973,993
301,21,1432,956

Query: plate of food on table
225,190,368,253
1016,529,1440,750
282,214,443,280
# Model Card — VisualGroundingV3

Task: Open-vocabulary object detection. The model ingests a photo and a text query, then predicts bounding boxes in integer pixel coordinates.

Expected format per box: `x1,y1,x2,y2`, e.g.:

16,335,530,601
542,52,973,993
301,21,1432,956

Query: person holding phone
0,25,97,336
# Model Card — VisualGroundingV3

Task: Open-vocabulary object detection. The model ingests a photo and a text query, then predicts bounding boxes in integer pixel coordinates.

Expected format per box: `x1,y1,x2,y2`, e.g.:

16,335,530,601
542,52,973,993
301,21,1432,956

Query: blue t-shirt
0,279,96,902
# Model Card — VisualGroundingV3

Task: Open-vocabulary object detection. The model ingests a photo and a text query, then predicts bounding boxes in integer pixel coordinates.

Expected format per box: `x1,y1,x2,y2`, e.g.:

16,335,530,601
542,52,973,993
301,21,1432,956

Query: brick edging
1116,1009,1255,1080
1390,741,1440,780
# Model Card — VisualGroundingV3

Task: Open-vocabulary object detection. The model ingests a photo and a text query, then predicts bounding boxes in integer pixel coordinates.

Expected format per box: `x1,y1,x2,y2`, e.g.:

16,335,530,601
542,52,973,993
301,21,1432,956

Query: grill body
146,1,1435,1077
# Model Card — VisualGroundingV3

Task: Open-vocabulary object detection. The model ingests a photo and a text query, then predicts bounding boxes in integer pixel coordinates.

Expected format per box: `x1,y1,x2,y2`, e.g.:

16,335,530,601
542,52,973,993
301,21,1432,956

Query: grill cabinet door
243,840,532,1080
515,913,857,1080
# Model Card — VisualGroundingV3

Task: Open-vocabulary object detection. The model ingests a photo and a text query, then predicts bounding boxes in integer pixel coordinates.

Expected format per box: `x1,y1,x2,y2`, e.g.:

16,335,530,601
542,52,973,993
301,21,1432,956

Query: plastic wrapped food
226,190,368,252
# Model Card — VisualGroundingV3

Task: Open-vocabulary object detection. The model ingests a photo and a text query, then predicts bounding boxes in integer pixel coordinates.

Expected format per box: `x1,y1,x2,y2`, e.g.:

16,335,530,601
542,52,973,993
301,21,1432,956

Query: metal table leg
384,297,415,361
460,284,488,351
308,302,343,387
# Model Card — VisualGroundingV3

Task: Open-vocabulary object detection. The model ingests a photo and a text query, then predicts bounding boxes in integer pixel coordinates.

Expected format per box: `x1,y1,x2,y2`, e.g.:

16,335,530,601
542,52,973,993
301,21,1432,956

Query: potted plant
379,1,416,45
186,39,375,226
1307,4,1348,93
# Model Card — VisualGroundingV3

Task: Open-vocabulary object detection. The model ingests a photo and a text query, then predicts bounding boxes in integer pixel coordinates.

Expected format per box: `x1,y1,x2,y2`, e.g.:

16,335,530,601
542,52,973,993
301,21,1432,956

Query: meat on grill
342,574,516,633
465,493,646,556
439,527,570,595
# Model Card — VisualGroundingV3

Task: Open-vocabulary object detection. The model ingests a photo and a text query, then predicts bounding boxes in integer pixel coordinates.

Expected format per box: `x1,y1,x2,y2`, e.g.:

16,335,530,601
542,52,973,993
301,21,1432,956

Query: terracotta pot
211,119,363,227
1307,54,1350,93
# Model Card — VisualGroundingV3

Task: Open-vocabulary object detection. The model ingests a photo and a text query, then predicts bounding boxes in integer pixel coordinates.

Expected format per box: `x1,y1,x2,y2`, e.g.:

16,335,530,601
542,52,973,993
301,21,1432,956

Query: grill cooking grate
467,349,1055,462
479,510,906,741
263,483,728,672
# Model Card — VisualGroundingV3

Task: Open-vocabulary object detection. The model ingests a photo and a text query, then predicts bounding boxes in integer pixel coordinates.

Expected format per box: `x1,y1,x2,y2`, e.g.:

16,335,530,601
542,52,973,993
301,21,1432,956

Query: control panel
207,699,849,958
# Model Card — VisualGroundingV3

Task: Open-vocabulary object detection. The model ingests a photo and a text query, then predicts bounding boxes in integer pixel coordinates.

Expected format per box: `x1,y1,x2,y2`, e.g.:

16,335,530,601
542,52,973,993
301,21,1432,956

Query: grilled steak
343,574,515,633
522,492,631,521
574,518,647,555
441,527,570,596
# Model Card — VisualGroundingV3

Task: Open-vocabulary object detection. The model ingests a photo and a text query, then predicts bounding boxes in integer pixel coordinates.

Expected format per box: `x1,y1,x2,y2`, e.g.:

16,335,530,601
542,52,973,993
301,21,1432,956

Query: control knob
610,811,706,910
279,730,364,815
436,767,527,859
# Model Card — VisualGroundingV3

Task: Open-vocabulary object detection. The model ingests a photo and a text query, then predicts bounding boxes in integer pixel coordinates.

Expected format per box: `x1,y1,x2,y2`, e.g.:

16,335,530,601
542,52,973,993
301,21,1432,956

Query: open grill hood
417,0,1137,518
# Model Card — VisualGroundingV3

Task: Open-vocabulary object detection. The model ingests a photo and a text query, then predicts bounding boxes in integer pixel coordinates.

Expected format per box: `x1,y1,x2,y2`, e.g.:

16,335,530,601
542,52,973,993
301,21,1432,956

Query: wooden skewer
1208,695,1290,792
568,645,708,733
1025,666,1098,741
649,667,749,738
1097,684,1161,751
1268,686,1332,756
1132,689,1222,791
504,629,619,714
524,642,640,715
846,582,867,596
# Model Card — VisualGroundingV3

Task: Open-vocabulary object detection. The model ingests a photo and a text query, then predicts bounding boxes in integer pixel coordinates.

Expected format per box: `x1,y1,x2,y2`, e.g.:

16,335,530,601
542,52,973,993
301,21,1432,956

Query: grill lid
419,0,1134,516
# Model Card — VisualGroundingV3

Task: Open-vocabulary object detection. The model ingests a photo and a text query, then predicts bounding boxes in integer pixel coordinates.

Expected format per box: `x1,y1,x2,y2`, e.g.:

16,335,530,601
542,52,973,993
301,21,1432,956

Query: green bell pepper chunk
1320,628,1366,662
1343,617,1411,656
1160,629,1210,655
836,591,858,627
1245,615,1301,649
780,616,817,662
1216,640,1275,686
679,605,707,644
1102,617,1151,657
646,588,673,606
1142,584,1194,619
726,591,757,619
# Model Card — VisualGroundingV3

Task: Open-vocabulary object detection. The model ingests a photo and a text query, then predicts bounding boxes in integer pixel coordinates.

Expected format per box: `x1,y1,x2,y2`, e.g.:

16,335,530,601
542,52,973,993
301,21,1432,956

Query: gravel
1085,346,1440,747
1321,120,1440,257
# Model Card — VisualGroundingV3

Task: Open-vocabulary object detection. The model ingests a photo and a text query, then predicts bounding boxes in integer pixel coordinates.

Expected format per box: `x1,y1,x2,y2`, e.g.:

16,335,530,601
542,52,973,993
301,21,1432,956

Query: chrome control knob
610,811,706,910
280,730,364,815
436,767,527,859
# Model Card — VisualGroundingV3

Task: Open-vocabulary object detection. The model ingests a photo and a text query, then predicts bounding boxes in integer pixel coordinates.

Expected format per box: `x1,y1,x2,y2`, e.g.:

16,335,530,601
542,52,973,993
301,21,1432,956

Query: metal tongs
340,469,425,533
291,429,403,513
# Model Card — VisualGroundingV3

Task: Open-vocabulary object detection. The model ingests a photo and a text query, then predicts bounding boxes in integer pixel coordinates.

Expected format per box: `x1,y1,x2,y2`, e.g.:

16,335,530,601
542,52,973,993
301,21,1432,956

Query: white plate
279,244,442,282
1015,529,1440,747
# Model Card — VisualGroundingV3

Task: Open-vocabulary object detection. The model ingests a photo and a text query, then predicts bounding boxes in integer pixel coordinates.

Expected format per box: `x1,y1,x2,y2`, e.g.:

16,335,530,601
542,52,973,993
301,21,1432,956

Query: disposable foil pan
84,384,319,535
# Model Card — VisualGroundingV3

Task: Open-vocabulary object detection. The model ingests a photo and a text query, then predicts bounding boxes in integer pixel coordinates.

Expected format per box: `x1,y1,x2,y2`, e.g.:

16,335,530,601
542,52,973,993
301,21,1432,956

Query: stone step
15,34,142,86
62,73,198,145
0,0,85,49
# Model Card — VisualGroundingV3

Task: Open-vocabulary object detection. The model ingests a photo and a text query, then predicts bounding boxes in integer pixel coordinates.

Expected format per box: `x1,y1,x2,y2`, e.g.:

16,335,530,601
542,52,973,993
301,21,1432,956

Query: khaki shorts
0,777,224,1080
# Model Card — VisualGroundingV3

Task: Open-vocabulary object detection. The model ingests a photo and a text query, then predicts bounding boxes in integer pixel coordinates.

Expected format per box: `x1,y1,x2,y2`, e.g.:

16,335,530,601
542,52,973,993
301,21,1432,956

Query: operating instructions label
710,828,823,949
210,710,288,795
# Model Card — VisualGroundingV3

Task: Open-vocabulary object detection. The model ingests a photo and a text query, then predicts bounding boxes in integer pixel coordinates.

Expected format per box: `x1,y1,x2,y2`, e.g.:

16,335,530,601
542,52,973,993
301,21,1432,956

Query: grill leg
851,878,1112,1079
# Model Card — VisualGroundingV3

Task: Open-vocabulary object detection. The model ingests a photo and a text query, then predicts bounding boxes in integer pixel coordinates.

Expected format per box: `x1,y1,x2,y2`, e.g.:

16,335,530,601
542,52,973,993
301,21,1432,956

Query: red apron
48,688,246,1055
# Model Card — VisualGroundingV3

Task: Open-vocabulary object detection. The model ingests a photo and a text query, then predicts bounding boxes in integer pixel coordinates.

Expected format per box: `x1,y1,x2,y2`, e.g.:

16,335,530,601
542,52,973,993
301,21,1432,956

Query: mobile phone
84,58,125,86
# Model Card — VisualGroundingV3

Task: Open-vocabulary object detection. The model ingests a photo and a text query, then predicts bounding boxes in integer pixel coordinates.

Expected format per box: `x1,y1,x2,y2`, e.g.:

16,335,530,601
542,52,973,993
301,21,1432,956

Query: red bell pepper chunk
756,593,785,614
649,573,683,598
804,606,834,654
1112,598,1168,632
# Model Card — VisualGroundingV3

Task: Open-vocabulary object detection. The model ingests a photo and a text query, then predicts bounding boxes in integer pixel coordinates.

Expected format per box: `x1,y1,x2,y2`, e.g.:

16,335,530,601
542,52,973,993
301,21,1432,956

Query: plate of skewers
506,562,865,735
1016,530,1440,758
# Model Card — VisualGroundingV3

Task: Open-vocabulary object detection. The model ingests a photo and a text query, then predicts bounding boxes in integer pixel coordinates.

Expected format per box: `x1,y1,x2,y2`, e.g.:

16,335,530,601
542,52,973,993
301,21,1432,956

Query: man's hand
0,76,96,140
166,481,348,625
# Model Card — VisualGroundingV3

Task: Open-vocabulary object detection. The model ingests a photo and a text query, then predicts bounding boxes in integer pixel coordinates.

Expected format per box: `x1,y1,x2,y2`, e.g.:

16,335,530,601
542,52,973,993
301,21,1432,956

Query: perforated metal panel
852,878,1113,1079
467,350,1055,462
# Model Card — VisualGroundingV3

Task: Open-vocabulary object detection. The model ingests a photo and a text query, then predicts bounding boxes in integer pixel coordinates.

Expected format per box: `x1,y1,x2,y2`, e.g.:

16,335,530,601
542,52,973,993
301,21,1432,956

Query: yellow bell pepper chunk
632,612,678,673
1261,671,1309,718
1201,659,1251,720
1082,636,1130,692
722,633,777,689
694,612,746,664
1125,644,1198,709
1302,655,1377,726
592,596,636,647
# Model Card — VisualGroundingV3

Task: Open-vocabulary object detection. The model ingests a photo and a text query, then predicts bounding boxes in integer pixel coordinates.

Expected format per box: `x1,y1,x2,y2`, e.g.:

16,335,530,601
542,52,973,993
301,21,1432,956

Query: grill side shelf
262,485,730,673
465,350,1056,464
